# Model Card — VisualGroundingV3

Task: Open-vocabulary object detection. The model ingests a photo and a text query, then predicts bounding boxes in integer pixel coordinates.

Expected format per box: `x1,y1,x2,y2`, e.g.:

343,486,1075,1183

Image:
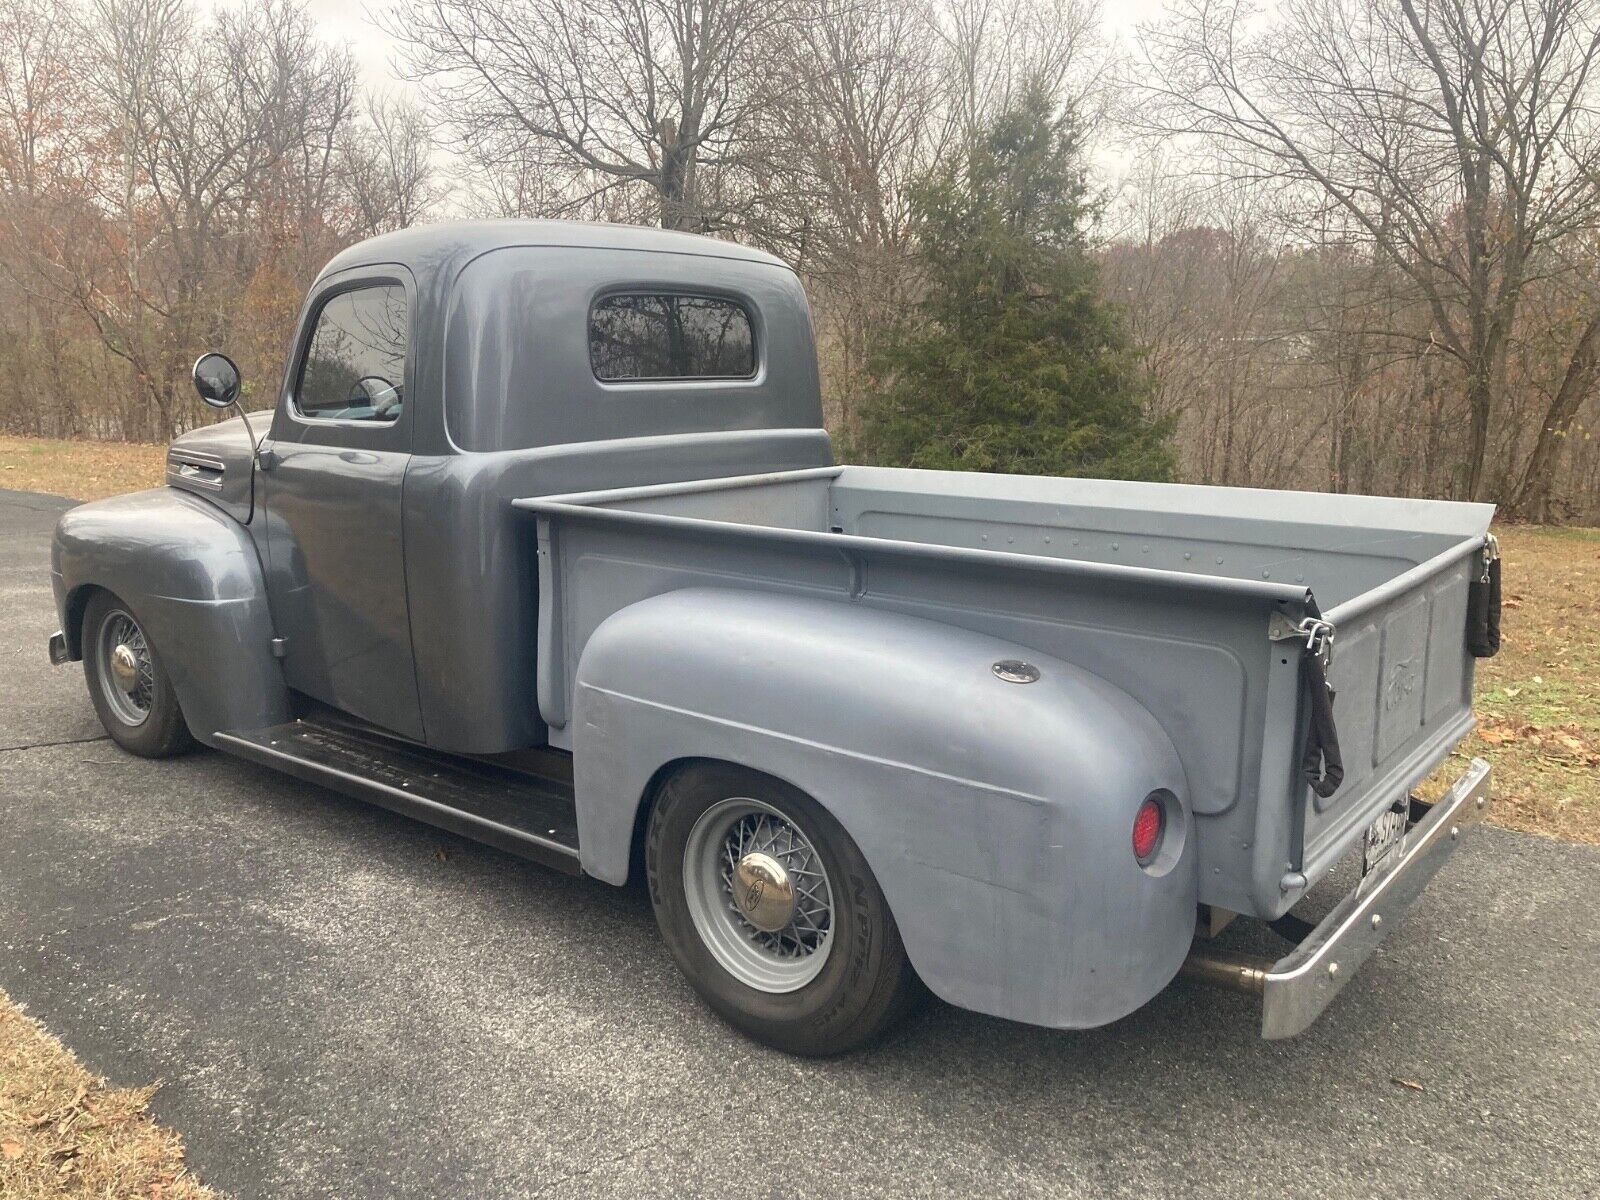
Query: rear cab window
296,284,409,422
590,293,756,381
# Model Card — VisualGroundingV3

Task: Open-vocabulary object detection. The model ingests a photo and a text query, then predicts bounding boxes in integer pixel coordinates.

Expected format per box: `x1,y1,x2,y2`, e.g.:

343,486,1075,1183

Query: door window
295,284,408,421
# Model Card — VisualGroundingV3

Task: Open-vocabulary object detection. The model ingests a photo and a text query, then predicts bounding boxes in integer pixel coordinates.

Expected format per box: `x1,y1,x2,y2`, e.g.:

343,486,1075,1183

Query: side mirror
192,353,242,410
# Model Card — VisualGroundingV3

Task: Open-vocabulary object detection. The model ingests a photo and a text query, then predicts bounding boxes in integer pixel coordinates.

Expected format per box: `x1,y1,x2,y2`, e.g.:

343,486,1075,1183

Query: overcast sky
207,0,1176,104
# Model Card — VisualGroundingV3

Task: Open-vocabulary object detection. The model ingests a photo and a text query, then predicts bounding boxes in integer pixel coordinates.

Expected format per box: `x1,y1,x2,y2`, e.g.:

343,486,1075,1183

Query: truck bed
516,466,1494,918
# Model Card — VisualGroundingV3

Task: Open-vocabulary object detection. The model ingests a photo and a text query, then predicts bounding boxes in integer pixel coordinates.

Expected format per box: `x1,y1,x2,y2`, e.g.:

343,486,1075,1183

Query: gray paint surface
441,244,821,452
570,587,1196,1029
522,466,1492,934
2,490,1596,1199
258,263,423,738
50,487,288,745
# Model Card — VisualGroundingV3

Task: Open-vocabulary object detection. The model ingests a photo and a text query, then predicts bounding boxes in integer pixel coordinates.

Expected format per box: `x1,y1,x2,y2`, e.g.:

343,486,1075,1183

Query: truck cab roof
319,218,792,283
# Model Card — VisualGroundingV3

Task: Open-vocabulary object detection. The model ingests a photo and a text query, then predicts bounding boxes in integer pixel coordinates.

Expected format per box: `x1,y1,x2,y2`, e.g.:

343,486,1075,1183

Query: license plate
1361,804,1408,880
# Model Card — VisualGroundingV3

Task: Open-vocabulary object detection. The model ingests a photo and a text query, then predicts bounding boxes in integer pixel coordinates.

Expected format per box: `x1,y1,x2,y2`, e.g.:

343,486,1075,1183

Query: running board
214,719,582,874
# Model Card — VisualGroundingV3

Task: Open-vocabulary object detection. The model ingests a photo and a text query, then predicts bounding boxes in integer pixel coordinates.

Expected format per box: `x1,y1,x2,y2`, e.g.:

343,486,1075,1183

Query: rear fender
570,587,1197,1030
52,488,288,745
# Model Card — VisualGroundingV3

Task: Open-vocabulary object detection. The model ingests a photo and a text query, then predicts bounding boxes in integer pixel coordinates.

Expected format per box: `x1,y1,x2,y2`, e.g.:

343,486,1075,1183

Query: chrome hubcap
731,851,796,932
111,643,139,690
683,798,835,993
96,610,153,726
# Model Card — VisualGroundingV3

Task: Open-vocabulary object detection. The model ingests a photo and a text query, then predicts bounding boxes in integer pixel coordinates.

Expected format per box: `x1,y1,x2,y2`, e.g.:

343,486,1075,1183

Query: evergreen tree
854,85,1175,480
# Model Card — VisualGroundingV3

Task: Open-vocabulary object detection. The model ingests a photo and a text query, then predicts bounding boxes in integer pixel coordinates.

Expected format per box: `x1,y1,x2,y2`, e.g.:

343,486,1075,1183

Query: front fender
52,488,288,745
570,587,1197,1031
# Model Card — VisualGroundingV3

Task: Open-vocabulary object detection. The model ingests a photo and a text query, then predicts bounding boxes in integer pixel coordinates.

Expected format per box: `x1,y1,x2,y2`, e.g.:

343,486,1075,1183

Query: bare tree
42,0,360,436
0,0,95,436
938,0,1111,146
387,0,808,232
775,0,946,438
0,0,77,198
341,93,444,236
1138,0,1600,509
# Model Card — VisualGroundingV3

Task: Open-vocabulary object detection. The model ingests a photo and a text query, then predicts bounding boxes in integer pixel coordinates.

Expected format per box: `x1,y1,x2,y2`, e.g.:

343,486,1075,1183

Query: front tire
82,591,195,758
646,762,922,1055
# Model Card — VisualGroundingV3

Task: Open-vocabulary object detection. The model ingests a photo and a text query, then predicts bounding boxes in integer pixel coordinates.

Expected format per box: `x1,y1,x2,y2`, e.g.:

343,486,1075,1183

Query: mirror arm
233,402,262,458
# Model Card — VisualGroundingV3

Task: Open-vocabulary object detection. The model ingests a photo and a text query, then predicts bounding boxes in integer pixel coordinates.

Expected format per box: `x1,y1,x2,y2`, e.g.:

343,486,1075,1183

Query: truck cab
49,220,1497,1055
167,221,828,752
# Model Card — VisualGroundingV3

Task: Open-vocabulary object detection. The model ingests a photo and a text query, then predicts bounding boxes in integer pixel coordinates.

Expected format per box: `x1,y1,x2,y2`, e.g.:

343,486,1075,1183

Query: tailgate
1299,538,1485,880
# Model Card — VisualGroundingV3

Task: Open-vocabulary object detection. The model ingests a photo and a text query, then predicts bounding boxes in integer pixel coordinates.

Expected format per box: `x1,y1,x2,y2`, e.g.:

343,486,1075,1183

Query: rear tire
646,762,922,1055
82,591,195,758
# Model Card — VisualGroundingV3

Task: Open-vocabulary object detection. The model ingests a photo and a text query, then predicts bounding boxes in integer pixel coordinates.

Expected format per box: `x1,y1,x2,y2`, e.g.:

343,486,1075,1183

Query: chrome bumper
47,630,69,665
1182,757,1492,1039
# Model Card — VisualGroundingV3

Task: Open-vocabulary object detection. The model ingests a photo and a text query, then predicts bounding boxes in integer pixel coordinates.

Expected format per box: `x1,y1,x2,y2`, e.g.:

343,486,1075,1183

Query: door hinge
270,637,288,659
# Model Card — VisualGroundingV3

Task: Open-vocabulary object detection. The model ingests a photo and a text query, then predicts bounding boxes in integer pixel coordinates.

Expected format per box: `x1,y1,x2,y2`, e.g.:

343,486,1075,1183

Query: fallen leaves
1474,712,1599,765
0,435,165,502
1417,524,1600,844
1391,1077,1426,1093
0,988,213,1197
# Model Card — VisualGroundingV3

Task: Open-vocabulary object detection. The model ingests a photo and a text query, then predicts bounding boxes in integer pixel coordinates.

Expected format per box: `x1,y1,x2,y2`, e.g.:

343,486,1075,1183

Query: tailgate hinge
1268,612,1336,657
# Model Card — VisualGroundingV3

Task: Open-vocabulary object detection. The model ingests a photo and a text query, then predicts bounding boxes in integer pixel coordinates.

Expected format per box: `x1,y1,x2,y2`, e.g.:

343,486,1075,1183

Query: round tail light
1132,795,1166,866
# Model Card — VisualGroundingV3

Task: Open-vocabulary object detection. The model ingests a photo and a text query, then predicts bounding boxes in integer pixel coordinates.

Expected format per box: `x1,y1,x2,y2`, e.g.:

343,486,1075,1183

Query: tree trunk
657,118,695,232
1512,311,1600,521
1462,366,1493,501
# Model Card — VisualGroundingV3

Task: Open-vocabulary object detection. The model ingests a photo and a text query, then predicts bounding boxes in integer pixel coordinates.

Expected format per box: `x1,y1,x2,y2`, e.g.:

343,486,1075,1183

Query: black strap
1467,551,1501,658
1301,645,1344,799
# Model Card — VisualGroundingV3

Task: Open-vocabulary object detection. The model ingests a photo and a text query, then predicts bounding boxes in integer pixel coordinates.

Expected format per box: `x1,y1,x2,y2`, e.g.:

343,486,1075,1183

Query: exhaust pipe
1178,948,1271,997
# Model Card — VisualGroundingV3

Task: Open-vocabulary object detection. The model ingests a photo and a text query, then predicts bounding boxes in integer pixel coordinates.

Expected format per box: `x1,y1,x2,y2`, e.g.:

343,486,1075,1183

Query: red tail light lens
1132,796,1165,865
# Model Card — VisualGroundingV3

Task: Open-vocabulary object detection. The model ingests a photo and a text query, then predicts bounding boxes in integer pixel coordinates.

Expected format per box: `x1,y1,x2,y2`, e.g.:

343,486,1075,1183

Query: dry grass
0,435,166,501
1421,523,1600,843
0,990,213,1199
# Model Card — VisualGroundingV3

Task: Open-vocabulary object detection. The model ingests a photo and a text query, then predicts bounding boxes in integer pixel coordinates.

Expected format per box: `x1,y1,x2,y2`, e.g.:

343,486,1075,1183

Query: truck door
259,269,424,741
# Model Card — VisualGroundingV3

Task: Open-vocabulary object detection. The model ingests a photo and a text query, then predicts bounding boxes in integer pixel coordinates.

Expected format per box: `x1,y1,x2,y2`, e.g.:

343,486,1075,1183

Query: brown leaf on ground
1391,1077,1425,1092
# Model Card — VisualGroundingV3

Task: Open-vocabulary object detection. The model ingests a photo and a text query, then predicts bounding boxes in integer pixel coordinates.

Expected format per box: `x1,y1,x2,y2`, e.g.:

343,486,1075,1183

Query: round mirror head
192,352,241,410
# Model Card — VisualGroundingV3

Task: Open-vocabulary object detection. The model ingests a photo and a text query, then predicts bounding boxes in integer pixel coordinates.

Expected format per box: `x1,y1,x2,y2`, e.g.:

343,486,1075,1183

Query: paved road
1,488,1596,1199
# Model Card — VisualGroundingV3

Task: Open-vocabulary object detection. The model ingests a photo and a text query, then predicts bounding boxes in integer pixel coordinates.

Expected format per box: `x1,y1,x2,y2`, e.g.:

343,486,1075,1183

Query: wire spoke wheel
683,797,835,993
95,608,154,727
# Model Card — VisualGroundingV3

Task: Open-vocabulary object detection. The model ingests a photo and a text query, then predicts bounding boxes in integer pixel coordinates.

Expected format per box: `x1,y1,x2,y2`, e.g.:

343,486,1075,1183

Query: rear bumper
1182,756,1492,1038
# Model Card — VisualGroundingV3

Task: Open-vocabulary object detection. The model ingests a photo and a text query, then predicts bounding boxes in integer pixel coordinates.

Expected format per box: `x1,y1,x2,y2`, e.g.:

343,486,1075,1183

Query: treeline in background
3,0,1599,521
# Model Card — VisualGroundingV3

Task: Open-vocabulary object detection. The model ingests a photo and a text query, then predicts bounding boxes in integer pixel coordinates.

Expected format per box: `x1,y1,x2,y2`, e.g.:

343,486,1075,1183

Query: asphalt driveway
1,488,1596,1199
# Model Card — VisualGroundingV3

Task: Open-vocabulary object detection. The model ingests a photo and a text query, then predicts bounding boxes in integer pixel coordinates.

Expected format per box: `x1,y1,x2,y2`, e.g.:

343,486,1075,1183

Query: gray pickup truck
48,220,1499,1055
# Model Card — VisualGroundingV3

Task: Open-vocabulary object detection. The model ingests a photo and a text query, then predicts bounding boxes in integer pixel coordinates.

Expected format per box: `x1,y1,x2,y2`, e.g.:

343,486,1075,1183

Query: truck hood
167,410,271,523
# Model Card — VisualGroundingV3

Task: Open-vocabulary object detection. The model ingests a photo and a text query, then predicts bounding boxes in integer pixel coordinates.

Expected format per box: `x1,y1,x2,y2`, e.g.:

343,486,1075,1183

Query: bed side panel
531,503,1294,916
